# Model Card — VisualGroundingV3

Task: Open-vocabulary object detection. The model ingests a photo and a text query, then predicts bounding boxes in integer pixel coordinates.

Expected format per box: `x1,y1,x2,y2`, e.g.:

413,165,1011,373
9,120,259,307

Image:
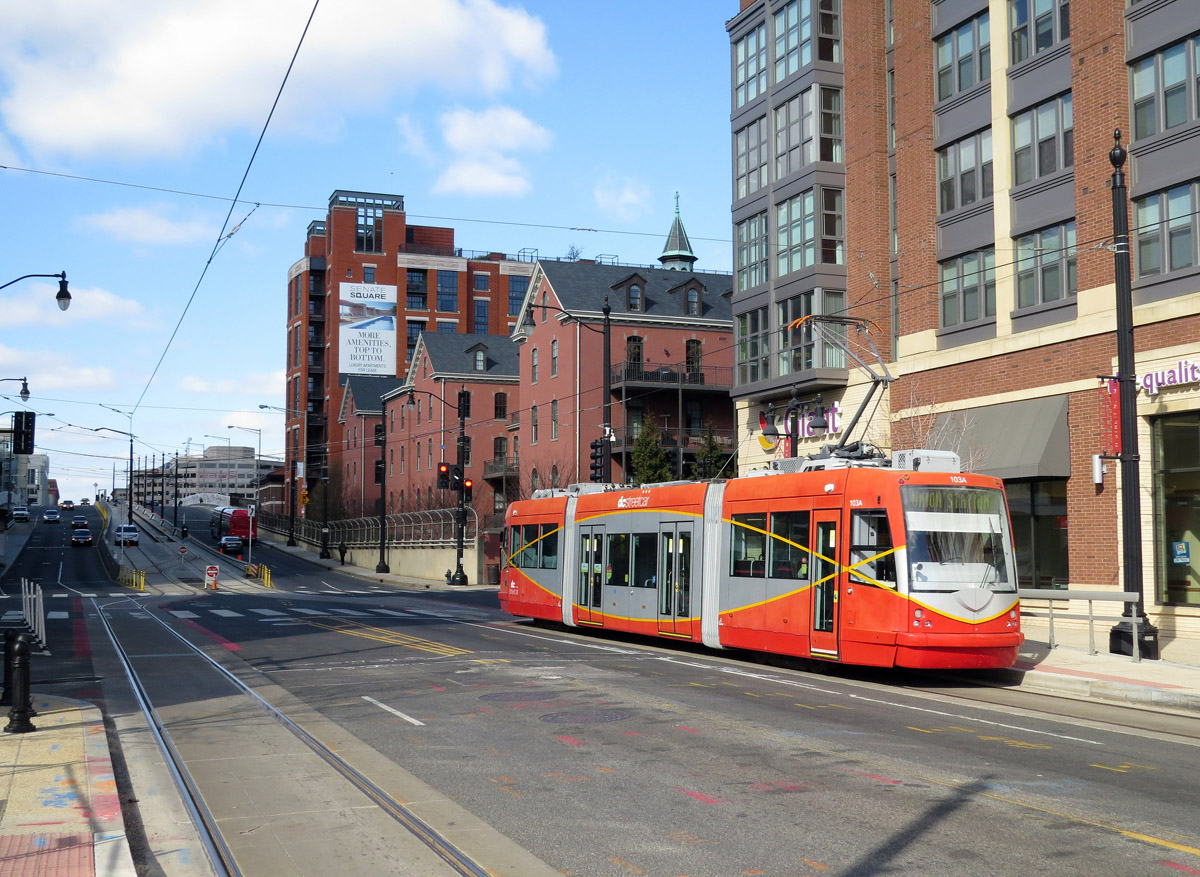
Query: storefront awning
933,395,1070,480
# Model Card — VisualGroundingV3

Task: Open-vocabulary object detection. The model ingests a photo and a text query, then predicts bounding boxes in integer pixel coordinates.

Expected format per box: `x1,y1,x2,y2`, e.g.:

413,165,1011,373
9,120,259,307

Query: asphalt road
6,510,1200,876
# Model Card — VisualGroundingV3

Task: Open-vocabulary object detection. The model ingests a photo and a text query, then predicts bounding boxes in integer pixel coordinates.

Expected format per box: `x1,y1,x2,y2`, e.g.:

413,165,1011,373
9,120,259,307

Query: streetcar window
769,510,810,579
540,525,558,569
730,512,767,577
631,532,657,588
515,524,540,568
850,510,896,586
902,486,1015,592
606,533,630,586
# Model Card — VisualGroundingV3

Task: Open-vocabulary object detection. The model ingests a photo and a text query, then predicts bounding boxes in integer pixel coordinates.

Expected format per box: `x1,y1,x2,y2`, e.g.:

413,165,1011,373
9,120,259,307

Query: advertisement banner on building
339,282,397,376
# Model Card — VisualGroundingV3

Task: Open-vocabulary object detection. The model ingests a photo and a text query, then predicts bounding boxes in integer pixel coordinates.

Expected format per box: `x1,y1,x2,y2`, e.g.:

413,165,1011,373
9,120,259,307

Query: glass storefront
1153,413,1200,606
1006,480,1069,589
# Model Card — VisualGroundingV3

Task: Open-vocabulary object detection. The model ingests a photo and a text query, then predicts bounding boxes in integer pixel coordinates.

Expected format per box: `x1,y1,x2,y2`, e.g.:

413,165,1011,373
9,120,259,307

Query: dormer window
475,351,485,371
686,287,701,316
628,284,643,312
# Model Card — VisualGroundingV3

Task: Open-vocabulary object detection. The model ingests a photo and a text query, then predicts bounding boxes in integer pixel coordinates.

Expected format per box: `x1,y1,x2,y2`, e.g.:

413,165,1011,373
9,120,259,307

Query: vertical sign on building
339,282,398,375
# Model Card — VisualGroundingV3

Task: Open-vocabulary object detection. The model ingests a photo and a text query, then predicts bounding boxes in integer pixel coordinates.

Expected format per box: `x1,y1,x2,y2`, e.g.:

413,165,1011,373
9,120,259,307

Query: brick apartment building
511,251,737,491
286,191,534,519
727,0,1200,633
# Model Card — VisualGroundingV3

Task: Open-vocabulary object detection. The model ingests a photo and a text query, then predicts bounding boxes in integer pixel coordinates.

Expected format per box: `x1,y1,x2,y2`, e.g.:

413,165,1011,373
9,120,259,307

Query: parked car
12,507,28,522
218,535,244,554
114,525,140,546
42,509,60,523
71,529,93,547
71,515,89,529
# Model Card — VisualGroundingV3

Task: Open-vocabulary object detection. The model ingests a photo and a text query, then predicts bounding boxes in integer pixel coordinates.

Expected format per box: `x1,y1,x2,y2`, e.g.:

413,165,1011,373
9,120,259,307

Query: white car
114,525,140,546
12,507,29,522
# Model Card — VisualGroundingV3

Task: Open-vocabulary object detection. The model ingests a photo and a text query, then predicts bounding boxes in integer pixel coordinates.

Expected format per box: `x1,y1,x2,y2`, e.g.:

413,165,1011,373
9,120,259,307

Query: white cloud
594,173,651,222
433,106,552,197
0,343,115,393
396,114,432,161
177,370,284,397
0,0,555,159
0,282,152,328
79,204,215,245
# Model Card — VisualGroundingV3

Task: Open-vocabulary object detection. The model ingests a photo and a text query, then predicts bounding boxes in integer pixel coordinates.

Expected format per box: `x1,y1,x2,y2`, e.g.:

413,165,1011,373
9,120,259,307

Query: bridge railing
256,507,474,551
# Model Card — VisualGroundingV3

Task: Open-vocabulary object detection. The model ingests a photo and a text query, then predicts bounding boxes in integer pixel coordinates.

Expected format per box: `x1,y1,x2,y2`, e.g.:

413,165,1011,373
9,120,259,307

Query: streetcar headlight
913,608,923,619
1010,609,1017,619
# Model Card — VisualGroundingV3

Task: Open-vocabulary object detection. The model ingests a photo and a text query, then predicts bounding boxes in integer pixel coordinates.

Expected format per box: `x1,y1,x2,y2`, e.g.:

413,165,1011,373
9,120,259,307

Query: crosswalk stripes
23,601,494,624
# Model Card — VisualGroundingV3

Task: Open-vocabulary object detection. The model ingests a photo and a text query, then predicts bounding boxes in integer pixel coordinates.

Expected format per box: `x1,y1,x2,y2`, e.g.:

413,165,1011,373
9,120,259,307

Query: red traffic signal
437,461,450,489
462,478,473,501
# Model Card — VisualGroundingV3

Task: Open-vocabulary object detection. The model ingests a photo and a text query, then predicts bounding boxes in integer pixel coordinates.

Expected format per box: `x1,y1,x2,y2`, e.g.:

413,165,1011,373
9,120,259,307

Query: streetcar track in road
97,602,495,877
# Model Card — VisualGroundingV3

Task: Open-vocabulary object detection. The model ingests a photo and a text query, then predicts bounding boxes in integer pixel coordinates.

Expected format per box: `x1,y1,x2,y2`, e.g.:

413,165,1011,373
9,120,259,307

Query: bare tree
565,244,583,261
888,376,984,471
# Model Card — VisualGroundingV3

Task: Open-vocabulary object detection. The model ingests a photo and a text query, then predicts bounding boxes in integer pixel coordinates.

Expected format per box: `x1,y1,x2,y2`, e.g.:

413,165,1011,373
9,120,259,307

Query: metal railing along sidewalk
1018,588,1145,661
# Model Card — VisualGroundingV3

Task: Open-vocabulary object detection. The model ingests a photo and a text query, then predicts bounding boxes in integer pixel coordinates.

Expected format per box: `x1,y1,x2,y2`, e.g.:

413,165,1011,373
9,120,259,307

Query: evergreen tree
692,422,732,480
630,421,673,485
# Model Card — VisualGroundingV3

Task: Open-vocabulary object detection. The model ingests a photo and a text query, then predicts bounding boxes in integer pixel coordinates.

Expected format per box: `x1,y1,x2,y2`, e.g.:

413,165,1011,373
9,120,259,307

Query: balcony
483,456,519,482
507,411,521,431
609,426,737,456
610,361,732,394
307,334,323,348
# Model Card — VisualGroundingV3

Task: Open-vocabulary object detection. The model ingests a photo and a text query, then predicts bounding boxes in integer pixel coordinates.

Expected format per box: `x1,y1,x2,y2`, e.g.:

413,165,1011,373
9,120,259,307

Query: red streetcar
501,451,1022,670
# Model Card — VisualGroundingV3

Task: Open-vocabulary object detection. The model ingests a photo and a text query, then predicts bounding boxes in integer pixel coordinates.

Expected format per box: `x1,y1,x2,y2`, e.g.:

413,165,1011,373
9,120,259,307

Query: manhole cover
540,710,631,724
479,691,567,703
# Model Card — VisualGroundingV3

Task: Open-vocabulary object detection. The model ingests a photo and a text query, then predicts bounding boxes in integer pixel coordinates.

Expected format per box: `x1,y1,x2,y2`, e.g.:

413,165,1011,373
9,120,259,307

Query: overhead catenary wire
129,0,322,416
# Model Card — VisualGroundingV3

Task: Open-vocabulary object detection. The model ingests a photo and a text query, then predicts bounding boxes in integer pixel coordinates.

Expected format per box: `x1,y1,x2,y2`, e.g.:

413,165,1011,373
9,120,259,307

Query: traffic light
457,389,471,419
374,423,385,446
589,438,605,482
437,461,450,489
12,411,34,455
450,464,464,490
462,478,473,502
300,487,310,505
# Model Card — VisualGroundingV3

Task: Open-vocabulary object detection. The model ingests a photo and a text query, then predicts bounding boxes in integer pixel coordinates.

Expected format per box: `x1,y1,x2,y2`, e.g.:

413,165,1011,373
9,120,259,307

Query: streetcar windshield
901,485,1015,593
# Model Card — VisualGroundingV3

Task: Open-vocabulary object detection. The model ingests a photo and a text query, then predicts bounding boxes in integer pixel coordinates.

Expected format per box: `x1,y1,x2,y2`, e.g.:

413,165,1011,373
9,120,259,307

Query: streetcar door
809,510,841,658
657,523,694,638
577,527,605,626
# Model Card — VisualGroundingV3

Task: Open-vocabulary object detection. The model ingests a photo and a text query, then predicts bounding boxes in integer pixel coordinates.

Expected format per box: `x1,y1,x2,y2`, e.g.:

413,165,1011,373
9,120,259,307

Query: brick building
512,218,736,491
286,191,534,521
727,0,1200,633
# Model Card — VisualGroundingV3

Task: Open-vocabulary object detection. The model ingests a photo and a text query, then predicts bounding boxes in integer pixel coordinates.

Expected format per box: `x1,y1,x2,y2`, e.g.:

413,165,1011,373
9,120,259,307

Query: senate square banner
339,282,398,376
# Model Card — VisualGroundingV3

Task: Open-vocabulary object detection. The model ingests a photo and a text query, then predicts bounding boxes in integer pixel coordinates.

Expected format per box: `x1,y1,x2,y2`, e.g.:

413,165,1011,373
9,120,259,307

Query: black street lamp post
404,387,471,585
375,415,388,574
0,273,71,311
535,297,613,481
1108,130,1159,660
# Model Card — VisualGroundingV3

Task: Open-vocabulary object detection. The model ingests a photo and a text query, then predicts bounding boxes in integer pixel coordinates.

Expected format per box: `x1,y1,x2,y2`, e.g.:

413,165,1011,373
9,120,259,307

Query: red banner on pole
1098,379,1121,456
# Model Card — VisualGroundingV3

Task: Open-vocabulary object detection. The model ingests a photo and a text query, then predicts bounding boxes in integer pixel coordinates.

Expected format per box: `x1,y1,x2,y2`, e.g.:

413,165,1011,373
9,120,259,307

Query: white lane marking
367,608,409,617
291,608,328,615
362,695,425,726
52,594,68,598
328,608,369,616
107,593,126,597
2,611,23,620
319,580,343,591
47,611,69,619
168,611,200,619
408,609,455,618
248,608,287,616
347,590,372,594
210,609,243,617
649,656,1104,746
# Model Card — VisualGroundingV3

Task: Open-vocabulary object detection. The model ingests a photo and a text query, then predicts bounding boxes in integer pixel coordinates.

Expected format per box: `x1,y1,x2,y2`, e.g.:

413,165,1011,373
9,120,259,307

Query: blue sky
0,0,737,502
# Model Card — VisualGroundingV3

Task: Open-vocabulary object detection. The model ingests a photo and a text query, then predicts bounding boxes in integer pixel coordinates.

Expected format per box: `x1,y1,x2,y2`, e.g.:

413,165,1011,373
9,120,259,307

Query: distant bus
209,506,257,543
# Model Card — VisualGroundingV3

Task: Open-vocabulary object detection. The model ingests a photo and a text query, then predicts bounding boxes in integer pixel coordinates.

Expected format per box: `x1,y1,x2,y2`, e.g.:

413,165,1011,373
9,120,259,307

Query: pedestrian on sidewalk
338,541,348,565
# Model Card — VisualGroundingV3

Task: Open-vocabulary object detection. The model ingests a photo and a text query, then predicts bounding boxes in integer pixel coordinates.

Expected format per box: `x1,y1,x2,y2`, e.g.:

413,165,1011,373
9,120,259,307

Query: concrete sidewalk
0,695,136,877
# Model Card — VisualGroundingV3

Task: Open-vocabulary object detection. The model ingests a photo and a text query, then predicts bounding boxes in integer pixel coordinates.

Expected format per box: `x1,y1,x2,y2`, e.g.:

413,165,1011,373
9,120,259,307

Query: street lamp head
55,273,71,312
19,378,29,403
